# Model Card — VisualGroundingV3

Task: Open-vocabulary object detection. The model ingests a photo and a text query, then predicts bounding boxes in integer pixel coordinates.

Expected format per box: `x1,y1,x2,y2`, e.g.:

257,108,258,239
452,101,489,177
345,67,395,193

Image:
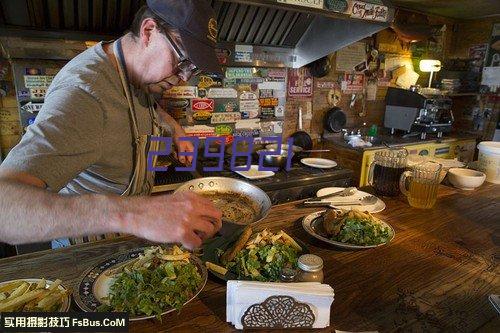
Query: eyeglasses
162,31,202,79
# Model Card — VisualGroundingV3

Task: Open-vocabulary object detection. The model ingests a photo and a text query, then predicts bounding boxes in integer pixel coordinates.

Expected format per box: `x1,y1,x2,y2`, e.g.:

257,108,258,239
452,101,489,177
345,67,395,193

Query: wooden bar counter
1,184,499,332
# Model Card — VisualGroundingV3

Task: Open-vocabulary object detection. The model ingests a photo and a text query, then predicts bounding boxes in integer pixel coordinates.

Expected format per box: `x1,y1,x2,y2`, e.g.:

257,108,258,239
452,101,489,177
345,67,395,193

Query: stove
153,155,352,204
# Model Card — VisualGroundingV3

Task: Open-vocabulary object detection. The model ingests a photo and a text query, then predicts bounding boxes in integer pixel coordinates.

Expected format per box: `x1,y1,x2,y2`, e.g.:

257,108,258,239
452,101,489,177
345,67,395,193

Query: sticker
316,81,338,89
348,1,389,22
225,68,253,79
276,0,324,9
215,48,231,65
258,81,286,90
341,73,365,93
234,45,253,63
198,75,222,89
29,88,46,100
214,124,233,136
235,119,261,130
25,68,42,75
240,100,260,119
193,111,213,121
267,68,287,79
273,90,286,98
215,100,239,113
166,99,190,109
234,128,259,137
163,86,198,99
17,89,30,99
325,0,348,12
259,89,274,98
183,125,217,138
211,112,241,124
260,108,275,119
287,68,313,97
259,98,279,108
207,88,238,99
23,75,54,88
275,105,285,118
192,98,214,112
20,102,43,113
239,92,258,100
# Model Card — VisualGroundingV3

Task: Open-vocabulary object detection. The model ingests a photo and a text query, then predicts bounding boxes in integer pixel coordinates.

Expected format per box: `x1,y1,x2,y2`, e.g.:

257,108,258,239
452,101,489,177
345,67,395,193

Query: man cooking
0,0,222,250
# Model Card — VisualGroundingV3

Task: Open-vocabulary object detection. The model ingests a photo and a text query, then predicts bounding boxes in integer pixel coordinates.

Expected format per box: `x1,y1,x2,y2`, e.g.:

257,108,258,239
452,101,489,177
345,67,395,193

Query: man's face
137,21,193,94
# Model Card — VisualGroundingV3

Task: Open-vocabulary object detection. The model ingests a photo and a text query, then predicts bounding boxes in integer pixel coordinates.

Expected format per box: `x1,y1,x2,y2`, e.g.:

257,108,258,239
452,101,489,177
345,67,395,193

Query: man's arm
0,170,222,249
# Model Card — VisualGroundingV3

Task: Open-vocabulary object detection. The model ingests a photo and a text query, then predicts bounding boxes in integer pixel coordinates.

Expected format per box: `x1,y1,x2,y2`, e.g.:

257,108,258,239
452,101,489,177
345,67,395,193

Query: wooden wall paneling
27,0,46,28
105,0,117,31
46,0,60,29
78,0,89,31
62,0,75,30
92,0,104,31
118,0,131,31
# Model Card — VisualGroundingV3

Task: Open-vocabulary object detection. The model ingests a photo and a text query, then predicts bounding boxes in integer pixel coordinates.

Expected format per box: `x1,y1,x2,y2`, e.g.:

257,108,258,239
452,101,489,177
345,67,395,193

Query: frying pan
324,107,347,133
290,107,313,150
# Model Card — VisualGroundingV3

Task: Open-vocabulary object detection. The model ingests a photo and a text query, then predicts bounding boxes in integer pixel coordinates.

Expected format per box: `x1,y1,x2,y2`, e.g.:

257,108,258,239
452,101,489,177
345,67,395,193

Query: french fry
205,262,228,275
0,292,6,301
0,281,23,294
37,292,64,310
221,226,253,264
0,289,45,312
160,253,190,261
36,279,46,289
8,282,29,299
280,231,302,251
48,279,62,292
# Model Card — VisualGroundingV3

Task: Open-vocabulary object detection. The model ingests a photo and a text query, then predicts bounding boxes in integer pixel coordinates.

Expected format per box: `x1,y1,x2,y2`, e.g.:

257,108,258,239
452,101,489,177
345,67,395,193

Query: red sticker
192,98,214,112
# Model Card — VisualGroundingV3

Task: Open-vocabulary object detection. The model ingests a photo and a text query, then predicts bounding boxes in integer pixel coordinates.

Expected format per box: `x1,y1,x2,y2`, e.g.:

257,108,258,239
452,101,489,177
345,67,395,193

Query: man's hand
119,191,222,249
173,130,195,165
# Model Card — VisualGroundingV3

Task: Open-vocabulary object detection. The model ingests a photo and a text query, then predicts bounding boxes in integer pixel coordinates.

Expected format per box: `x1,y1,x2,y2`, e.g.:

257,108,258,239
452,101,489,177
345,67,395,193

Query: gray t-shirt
2,42,156,195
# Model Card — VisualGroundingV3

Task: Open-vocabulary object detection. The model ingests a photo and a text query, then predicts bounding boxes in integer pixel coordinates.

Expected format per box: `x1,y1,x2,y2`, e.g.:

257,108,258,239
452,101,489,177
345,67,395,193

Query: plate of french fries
0,278,70,312
73,245,207,321
302,209,395,249
203,227,308,282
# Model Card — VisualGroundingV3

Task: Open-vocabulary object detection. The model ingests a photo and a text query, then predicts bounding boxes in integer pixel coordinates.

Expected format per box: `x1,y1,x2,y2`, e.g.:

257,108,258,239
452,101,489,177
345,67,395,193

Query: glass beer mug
368,148,408,196
399,161,442,209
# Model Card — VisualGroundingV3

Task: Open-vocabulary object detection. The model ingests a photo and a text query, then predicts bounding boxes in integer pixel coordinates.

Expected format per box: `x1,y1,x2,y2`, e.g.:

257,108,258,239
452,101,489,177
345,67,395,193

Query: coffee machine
384,87,454,139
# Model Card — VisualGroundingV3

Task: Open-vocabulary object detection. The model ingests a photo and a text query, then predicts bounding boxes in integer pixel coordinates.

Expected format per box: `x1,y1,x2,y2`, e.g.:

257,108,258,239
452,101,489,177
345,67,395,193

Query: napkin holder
241,295,315,329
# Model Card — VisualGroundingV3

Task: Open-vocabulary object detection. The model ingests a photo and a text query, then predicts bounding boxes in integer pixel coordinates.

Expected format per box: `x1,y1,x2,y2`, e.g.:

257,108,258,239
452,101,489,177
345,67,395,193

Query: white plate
301,158,337,169
302,210,395,249
316,187,386,213
0,278,71,312
234,165,275,179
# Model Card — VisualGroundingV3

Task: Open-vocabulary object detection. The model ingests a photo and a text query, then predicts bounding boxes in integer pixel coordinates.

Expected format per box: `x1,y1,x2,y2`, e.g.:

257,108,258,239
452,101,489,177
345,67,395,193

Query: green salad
212,228,303,282
332,217,391,245
98,246,202,318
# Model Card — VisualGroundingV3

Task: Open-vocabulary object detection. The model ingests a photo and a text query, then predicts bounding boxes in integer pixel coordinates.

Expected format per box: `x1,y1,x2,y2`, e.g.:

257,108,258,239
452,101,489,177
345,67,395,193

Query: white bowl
447,168,486,190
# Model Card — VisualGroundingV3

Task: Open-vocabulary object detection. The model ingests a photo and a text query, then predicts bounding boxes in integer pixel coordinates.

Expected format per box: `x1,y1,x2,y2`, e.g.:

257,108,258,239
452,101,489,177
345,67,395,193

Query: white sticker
207,88,238,99
276,0,324,9
24,75,54,88
210,112,241,124
20,102,44,113
235,119,261,130
275,105,285,118
235,45,253,53
273,90,286,98
239,92,258,100
258,82,286,90
240,100,260,118
163,86,198,99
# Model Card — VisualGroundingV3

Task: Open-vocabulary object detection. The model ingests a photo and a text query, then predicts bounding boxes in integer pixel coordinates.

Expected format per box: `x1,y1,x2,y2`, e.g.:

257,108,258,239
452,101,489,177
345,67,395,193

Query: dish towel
348,137,373,148
226,281,335,329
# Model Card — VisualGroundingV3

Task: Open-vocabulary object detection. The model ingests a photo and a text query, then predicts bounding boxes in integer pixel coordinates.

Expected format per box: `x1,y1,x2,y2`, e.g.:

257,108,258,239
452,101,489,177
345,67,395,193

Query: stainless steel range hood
0,0,393,67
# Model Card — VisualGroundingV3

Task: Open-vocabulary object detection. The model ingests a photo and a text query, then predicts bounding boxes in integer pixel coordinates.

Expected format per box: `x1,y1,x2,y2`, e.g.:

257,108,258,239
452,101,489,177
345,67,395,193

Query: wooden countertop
1,184,499,332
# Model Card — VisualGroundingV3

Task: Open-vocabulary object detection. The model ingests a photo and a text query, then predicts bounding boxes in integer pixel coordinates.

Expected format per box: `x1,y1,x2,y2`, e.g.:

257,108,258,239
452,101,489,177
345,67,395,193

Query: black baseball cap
147,0,222,75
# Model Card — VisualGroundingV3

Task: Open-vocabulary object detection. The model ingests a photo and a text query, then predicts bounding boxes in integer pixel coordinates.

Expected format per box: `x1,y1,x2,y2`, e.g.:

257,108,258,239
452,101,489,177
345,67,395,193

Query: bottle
368,124,378,137
296,254,324,283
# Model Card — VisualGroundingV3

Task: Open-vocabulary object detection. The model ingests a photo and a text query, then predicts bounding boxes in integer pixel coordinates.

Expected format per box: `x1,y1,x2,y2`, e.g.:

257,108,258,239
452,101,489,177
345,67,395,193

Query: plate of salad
202,226,308,282
302,209,394,249
74,245,207,321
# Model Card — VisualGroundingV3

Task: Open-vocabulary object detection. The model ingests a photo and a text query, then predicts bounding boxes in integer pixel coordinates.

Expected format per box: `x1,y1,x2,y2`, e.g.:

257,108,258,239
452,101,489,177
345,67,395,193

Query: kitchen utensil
234,165,275,180
300,149,330,153
304,195,378,206
265,143,303,153
255,149,288,169
399,161,441,209
302,210,395,250
74,247,207,321
315,187,357,200
174,177,272,225
447,168,486,190
324,107,346,133
290,107,313,150
368,148,408,197
300,158,337,169
315,187,385,213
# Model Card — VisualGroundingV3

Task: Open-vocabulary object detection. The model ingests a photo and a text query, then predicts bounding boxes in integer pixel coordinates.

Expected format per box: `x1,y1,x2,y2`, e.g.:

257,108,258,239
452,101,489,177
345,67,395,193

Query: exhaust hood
0,0,393,67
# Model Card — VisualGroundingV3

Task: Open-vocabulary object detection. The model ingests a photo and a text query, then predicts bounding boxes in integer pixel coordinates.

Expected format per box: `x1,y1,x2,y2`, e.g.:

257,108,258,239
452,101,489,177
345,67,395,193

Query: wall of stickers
163,67,288,144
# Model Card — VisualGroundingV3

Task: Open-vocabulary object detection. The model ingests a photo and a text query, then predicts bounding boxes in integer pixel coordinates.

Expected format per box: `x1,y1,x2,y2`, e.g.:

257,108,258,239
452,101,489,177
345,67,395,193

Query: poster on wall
482,23,500,88
287,68,313,97
341,73,365,93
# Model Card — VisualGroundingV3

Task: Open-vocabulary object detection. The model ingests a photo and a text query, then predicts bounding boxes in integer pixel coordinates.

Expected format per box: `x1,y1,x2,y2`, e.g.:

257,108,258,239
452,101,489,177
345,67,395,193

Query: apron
113,39,162,196
65,40,162,246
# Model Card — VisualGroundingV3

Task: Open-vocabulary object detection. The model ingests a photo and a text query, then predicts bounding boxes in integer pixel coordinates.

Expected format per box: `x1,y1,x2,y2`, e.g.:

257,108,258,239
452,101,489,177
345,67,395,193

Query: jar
280,268,297,282
296,254,324,283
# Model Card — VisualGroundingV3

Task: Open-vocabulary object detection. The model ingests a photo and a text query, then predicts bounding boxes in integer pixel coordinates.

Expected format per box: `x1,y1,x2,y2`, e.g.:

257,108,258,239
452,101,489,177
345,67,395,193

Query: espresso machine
384,87,454,139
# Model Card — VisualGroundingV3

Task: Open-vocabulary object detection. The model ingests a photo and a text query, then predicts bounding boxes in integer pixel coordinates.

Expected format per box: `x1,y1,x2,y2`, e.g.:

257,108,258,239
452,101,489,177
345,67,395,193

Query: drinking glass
368,148,408,196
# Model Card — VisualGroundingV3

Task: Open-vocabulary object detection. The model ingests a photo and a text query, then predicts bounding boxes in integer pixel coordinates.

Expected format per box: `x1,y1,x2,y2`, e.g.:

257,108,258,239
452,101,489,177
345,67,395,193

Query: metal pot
174,177,272,225
255,149,289,169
